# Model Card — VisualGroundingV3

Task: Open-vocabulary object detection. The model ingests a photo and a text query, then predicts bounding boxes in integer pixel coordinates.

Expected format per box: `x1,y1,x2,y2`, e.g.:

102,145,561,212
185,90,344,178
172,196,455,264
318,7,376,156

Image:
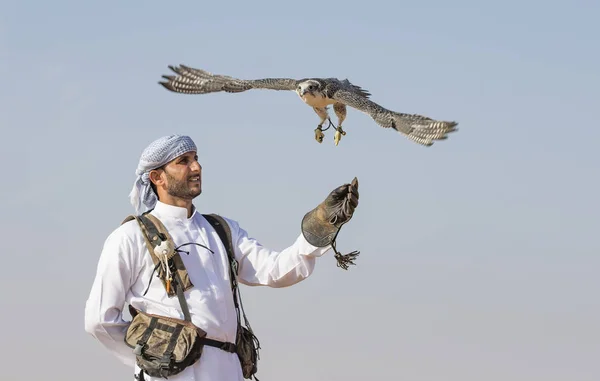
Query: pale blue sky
2,0,599,380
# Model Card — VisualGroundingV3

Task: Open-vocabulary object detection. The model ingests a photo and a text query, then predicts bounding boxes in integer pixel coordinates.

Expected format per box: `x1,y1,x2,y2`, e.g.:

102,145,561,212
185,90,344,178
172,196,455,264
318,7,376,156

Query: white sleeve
227,219,332,287
84,228,138,368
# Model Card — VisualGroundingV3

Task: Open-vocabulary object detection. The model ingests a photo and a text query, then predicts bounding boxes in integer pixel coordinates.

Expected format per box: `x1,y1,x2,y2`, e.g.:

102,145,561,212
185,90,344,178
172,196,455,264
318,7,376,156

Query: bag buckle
133,344,145,356
220,342,236,353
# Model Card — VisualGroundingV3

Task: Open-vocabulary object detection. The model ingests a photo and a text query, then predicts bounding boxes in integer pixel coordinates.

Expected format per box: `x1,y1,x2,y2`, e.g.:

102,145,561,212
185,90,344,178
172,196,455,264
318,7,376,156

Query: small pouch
125,306,208,379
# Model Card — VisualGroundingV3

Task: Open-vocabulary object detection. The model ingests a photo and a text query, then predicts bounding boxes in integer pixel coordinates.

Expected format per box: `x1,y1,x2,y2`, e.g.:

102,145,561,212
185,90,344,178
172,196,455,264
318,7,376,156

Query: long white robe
84,201,331,381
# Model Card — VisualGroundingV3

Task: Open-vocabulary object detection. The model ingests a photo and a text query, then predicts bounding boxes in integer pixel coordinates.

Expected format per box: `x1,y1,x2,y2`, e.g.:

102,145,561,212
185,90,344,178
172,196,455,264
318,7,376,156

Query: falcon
159,64,459,147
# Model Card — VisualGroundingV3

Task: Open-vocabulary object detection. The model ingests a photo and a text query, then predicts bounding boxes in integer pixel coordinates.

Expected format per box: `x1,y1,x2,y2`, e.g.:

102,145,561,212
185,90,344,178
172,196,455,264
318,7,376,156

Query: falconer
84,134,360,381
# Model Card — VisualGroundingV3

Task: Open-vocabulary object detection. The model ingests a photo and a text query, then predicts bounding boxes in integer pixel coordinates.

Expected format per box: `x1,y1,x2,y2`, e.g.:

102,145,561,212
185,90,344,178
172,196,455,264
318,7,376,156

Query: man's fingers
347,179,359,207
349,177,359,195
342,200,355,217
342,192,358,216
327,177,360,208
331,184,349,198
347,191,359,208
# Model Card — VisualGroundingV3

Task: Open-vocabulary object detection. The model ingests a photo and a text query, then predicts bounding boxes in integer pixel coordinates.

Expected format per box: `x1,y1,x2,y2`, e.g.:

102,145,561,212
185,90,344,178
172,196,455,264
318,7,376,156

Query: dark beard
164,170,201,200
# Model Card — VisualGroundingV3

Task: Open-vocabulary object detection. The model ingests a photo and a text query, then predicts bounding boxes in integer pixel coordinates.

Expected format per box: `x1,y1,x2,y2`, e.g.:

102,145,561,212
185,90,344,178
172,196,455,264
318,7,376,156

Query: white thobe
84,201,330,381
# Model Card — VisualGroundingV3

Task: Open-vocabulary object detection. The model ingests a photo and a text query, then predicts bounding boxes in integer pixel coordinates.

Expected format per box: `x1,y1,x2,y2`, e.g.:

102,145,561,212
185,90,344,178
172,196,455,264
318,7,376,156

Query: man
84,134,359,381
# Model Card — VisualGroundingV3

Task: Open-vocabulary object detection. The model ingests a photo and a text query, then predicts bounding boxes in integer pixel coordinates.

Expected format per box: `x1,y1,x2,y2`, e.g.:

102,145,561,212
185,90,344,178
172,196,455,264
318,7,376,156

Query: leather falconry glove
301,177,360,270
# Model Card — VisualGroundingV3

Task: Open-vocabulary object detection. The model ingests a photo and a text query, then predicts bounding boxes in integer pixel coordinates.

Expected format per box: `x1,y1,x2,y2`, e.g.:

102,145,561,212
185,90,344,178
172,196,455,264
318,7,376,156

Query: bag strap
122,212,193,322
202,214,239,303
202,214,254,332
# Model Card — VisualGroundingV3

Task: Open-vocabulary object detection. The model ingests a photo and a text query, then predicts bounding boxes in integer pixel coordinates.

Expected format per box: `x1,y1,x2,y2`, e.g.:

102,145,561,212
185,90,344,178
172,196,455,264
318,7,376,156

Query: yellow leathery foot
334,126,345,146
314,126,324,143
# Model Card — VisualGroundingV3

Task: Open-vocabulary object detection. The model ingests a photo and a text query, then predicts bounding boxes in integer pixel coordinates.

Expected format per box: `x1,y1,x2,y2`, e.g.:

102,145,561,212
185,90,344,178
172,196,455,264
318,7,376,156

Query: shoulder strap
202,213,238,295
202,214,233,254
121,213,194,321
203,214,256,335
202,214,239,298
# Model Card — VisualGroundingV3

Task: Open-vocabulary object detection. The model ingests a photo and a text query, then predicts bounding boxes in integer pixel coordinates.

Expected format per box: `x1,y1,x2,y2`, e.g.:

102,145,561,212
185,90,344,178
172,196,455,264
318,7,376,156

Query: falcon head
296,80,322,97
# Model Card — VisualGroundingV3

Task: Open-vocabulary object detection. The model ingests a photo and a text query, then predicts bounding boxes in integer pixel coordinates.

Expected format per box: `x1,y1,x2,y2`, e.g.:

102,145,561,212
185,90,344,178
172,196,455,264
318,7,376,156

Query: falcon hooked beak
297,82,319,98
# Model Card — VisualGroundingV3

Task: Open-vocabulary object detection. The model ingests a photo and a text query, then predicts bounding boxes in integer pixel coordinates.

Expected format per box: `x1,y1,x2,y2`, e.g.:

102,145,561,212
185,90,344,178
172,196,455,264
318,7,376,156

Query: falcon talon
159,64,460,147
314,127,325,143
334,126,346,146
334,131,342,146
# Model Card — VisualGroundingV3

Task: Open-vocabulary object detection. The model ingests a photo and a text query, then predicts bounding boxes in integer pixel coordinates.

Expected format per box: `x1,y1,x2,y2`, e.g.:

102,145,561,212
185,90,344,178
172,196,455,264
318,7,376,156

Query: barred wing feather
159,65,298,94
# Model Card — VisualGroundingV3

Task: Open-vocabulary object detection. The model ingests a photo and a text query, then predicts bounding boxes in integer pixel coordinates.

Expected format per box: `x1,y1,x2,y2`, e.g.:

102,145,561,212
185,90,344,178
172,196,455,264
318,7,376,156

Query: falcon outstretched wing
330,88,458,146
159,64,299,94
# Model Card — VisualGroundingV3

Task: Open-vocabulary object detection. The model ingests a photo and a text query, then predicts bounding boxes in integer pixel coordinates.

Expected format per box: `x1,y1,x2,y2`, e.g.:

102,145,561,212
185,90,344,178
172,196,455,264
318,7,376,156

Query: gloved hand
301,177,360,269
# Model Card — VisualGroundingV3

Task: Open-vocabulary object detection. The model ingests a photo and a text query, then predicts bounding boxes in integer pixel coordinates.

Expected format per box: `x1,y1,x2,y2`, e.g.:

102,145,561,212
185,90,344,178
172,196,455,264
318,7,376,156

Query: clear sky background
2,0,599,380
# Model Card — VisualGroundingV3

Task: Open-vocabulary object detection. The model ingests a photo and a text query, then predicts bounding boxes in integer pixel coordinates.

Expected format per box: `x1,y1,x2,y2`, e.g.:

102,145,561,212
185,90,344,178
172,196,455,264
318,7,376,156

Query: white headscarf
129,134,197,215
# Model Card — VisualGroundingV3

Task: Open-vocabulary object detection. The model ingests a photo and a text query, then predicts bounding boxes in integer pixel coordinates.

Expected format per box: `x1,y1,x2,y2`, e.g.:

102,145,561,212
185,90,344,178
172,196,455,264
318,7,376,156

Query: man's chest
165,223,231,299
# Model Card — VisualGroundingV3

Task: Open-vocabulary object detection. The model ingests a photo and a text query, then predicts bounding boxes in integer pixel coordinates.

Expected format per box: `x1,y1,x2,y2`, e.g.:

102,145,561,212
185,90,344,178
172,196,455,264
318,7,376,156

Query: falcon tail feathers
389,113,459,147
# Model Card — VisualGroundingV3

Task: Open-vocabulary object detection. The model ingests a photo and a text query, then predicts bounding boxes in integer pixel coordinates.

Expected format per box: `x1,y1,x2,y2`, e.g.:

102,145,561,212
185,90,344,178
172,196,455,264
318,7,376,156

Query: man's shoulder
106,215,145,242
96,216,149,265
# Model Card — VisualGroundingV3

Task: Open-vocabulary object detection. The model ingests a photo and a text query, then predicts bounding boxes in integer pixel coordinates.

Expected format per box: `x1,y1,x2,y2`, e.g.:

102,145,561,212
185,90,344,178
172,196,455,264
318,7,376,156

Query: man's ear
148,169,164,187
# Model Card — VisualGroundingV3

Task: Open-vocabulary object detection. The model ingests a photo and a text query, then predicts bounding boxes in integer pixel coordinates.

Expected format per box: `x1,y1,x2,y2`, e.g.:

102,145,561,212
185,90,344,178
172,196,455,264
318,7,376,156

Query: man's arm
231,222,331,287
84,228,138,367
229,178,360,288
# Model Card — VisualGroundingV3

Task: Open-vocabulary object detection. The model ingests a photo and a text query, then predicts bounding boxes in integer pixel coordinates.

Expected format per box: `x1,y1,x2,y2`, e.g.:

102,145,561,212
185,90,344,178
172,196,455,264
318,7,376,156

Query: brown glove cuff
301,206,339,247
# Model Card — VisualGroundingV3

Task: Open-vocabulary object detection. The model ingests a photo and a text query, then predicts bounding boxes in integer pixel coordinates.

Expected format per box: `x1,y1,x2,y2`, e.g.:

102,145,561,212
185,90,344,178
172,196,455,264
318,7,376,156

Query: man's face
154,151,202,200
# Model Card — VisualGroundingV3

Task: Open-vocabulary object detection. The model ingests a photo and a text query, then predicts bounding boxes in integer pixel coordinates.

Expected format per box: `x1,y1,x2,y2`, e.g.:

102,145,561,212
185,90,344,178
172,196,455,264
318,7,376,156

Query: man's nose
191,161,202,172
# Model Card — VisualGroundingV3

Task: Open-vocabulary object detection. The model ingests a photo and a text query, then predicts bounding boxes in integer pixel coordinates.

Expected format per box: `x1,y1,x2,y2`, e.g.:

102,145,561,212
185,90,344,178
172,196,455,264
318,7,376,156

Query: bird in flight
159,64,458,147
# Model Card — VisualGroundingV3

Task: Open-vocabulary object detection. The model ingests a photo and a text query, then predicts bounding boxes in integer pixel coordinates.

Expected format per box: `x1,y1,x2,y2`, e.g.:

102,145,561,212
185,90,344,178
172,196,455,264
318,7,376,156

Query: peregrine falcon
159,64,459,147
